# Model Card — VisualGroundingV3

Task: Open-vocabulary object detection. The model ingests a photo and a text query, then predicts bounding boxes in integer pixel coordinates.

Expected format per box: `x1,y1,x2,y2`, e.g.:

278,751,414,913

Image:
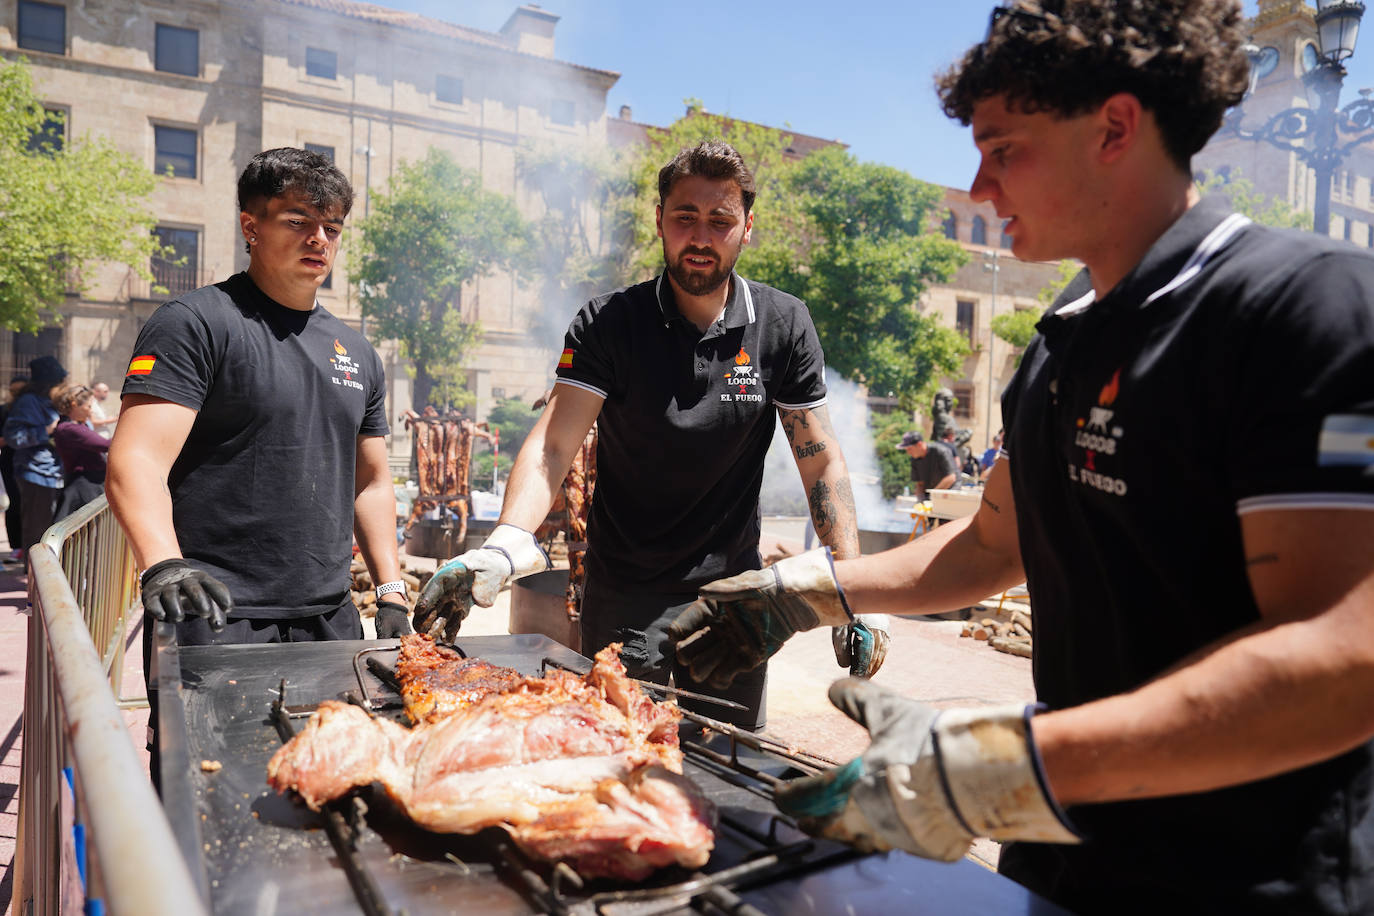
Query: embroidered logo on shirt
1318,414,1374,470
1068,365,1129,496
558,348,574,369
328,338,363,392
720,348,763,403
127,355,156,376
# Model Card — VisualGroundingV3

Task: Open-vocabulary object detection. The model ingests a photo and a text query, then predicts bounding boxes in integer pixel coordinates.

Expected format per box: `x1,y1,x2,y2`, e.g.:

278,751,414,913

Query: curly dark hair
237,147,354,251
936,0,1251,168
658,140,757,214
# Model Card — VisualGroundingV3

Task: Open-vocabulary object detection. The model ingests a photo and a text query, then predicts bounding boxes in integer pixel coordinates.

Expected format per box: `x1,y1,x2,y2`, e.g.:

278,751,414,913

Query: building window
1000,220,1013,248
436,74,463,105
1346,171,1356,200
953,385,974,420
942,212,957,240
1344,217,1353,242
956,299,976,345
154,125,197,178
304,143,335,163
550,99,575,126
18,1,65,54
26,107,65,154
306,47,337,80
971,215,987,246
152,226,200,297
155,24,199,76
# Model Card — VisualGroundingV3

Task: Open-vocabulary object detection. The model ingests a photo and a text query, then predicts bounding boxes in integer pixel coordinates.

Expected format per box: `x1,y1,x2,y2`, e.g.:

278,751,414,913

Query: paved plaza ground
0,518,1034,913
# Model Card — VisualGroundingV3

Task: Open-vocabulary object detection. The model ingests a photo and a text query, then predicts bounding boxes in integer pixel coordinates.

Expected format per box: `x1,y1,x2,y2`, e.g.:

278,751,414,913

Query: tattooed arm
778,405,860,560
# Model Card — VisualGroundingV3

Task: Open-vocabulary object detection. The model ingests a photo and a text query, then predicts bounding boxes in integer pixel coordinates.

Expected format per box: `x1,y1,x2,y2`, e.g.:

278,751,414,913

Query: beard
664,243,740,297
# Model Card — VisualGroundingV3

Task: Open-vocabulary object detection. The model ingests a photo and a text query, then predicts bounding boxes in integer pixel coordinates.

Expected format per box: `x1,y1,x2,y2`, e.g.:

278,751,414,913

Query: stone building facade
3,0,618,461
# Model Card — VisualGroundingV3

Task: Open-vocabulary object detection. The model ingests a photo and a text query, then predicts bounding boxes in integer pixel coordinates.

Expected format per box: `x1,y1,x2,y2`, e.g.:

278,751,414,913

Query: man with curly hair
668,1,1374,910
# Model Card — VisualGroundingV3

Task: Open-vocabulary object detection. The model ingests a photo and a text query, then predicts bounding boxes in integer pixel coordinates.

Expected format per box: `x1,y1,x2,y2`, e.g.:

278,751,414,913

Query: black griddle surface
165,635,1069,915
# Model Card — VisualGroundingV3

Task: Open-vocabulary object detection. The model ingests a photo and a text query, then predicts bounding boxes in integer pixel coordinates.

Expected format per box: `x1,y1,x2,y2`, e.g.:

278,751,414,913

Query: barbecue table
157,633,1070,915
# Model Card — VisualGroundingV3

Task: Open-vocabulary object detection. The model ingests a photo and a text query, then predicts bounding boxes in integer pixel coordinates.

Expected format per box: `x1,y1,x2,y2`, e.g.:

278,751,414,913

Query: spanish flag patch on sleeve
127,355,156,376
558,348,574,369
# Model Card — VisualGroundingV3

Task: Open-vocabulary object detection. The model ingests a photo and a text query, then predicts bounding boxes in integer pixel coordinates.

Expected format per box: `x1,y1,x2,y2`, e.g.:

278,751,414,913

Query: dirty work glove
669,548,853,690
774,678,1080,861
413,524,550,643
140,558,233,632
373,600,412,639
832,615,891,678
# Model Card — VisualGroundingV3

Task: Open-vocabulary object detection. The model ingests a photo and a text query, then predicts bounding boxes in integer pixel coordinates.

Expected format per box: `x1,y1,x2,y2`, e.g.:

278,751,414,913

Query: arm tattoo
809,479,836,534
809,474,860,559
781,405,831,461
982,495,1001,514
1246,553,1280,567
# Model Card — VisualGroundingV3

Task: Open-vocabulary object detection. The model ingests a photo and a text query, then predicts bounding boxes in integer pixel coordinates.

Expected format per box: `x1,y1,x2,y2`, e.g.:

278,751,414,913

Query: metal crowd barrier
15,496,207,915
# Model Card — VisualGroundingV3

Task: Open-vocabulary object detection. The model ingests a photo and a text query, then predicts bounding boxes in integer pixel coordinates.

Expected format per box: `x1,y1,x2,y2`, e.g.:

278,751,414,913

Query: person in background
899,430,956,500
87,381,118,439
52,385,109,521
2,357,68,555
980,429,1004,479
669,1,1374,911
0,375,28,562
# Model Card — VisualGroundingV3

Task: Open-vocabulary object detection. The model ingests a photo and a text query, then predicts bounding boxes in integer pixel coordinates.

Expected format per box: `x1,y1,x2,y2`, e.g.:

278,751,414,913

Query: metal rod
539,655,748,711
678,708,840,769
271,692,396,916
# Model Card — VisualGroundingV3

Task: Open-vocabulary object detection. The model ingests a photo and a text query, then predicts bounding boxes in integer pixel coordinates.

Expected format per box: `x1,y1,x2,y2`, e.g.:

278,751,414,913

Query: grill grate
268,658,865,916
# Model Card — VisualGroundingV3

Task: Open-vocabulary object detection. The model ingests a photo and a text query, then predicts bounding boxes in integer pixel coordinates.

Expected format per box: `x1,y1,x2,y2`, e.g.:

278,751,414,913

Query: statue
931,388,955,443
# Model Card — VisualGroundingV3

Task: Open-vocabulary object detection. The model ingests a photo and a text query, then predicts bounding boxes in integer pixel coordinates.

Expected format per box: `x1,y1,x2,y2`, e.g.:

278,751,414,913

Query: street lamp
1221,0,1371,236
981,249,1000,452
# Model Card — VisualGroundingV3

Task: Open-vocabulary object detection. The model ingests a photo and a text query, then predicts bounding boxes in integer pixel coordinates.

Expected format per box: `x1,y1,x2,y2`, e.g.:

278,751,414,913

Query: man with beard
415,140,880,729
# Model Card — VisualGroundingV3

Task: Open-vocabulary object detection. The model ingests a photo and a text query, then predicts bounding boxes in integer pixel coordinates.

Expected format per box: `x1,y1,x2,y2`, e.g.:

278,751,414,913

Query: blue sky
389,1,1374,191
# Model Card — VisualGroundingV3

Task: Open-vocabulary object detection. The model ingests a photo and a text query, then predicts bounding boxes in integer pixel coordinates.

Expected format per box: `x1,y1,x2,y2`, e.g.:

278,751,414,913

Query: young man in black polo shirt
667,2,1374,911
109,148,411,782
415,140,874,729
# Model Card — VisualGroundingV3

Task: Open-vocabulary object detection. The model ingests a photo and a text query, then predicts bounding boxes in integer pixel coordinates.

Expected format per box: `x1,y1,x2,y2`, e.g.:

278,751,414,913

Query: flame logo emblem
334,338,348,357
1098,368,1121,406
734,349,751,366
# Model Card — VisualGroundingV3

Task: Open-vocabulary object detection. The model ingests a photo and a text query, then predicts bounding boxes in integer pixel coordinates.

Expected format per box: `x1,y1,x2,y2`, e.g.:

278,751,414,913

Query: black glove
374,599,412,639
140,558,233,631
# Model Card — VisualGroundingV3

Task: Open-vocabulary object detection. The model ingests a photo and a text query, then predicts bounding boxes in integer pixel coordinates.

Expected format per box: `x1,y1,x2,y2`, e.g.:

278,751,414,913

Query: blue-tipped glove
669,548,853,689
373,599,412,639
775,678,1080,861
832,615,891,677
140,558,233,632
412,524,549,642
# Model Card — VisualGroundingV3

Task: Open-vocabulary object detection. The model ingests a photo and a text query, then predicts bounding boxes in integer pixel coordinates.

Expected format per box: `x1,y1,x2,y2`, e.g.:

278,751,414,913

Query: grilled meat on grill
393,636,528,723
267,642,715,879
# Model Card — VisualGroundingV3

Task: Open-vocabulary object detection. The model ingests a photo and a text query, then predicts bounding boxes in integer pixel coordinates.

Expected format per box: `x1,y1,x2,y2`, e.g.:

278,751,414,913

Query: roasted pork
267,642,714,879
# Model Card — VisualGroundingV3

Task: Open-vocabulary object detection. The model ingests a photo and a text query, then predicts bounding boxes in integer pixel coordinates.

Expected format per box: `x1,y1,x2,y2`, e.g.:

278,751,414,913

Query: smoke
760,369,905,531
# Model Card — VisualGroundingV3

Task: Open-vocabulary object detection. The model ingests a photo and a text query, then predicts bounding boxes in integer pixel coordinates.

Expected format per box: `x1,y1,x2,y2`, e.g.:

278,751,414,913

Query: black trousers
579,576,768,731
141,603,362,792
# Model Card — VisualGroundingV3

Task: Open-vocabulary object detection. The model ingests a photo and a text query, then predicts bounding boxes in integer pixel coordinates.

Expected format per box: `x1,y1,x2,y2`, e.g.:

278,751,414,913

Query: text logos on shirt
1067,367,1129,497
720,348,763,403
328,338,363,392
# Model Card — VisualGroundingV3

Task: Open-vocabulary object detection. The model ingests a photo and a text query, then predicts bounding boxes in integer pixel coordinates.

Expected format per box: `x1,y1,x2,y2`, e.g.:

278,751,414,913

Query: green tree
518,141,638,346
1195,168,1308,229
871,408,916,500
354,148,527,408
471,394,542,486
0,58,162,331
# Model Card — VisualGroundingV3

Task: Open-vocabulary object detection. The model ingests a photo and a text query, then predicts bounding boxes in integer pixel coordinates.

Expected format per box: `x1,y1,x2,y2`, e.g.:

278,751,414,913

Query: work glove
373,599,412,639
413,524,550,642
832,614,891,677
774,678,1080,862
669,548,853,690
140,558,233,632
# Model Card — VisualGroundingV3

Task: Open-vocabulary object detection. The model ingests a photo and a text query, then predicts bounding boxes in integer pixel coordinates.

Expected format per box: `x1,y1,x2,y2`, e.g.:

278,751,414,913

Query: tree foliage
517,141,638,346
0,58,161,331
871,408,916,500
1195,168,1308,230
630,108,969,411
354,148,527,408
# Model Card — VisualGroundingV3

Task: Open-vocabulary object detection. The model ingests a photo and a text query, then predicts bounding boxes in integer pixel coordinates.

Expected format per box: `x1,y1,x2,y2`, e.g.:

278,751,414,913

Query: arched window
1000,220,1013,248
942,211,958,240
971,215,987,246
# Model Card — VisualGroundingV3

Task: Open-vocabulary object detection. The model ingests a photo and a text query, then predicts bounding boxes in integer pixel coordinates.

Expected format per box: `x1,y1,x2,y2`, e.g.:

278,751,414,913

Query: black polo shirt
997,196,1374,912
555,271,827,592
910,441,958,490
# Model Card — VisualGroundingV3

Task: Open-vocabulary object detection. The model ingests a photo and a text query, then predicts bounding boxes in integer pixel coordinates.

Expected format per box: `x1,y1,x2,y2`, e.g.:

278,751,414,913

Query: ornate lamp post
1222,0,1371,235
